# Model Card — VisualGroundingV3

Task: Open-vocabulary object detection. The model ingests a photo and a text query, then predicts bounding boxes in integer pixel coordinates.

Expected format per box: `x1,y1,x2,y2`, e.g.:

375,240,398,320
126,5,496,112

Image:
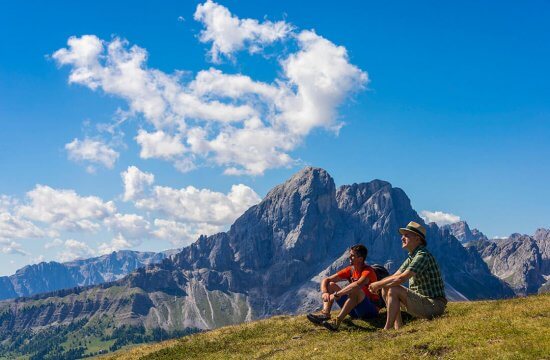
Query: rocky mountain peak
263,166,336,215
533,228,550,274
470,231,548,296
443,221,488,243
226,167,340,271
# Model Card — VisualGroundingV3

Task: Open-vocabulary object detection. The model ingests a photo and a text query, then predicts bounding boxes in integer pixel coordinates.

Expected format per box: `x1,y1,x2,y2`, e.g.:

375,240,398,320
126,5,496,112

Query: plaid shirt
398,245,446,299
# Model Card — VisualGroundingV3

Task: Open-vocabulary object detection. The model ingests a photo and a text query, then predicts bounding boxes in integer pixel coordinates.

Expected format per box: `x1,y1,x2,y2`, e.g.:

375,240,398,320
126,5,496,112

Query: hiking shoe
306,312,330,325
322,319,340,332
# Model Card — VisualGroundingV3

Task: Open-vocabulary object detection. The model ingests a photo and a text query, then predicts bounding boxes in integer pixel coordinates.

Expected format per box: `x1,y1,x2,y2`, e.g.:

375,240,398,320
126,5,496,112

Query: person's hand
322,292,331,302
369,282,380,294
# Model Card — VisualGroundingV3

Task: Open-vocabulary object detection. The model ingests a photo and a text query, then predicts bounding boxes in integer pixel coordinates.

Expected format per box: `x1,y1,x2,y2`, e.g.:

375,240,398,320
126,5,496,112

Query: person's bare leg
322,282,341,316
381,287,389,307
384,286,408,330
394,308,403,329
335,289,365,326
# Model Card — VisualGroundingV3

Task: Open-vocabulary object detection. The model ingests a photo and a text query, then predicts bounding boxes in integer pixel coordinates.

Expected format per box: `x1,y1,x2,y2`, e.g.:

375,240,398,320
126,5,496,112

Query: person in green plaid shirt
369,221,447,330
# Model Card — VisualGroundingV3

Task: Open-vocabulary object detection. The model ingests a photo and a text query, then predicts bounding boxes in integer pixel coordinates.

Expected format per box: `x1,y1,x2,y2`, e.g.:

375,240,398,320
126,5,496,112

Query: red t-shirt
337,265,379,302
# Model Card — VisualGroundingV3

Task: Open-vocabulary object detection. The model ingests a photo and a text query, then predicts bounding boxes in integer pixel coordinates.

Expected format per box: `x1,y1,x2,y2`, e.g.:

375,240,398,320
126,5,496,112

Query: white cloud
136,183,261,225
52,2,367,176
52,35,252,130
0,195,17,212
194,0,292,62
30,255,45,264
278,30,368,135
152,219,221,247
98,234,133,255
0,240,27,256
52,34,104,88
135,130,186,160
420,210,461,226
58,239,96,262
121,166,155,201
65,137,119,169
0,212,46,240
44,238,63,249
104,213,150,239
18,185,116,232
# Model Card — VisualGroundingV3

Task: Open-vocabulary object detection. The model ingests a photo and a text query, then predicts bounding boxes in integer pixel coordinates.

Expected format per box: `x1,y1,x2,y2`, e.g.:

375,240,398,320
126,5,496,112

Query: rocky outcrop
0,167,515,347
469,231,549,296
442,221,488,244
0,250,175,301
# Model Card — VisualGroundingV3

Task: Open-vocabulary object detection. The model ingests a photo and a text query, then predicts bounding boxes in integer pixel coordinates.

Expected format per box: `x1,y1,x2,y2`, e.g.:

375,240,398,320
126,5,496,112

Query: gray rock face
442,221,488,243
0,167,515,343
0,250,174,300
533,228,550,274
469,231,549,296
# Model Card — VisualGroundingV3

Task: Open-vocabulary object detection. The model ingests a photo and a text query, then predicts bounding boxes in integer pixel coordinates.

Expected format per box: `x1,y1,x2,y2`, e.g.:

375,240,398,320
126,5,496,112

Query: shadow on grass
344,311,415,331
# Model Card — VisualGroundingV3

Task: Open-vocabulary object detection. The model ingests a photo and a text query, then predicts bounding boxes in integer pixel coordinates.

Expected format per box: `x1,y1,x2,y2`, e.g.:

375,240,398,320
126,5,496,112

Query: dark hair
350,244,368,260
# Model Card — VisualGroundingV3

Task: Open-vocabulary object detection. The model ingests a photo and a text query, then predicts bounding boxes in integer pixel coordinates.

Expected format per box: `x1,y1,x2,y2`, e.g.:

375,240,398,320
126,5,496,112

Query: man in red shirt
307,244,379,331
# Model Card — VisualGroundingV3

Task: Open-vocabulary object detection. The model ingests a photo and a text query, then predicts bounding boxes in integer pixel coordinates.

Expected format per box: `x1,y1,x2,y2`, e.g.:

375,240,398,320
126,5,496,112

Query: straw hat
399,221,426,244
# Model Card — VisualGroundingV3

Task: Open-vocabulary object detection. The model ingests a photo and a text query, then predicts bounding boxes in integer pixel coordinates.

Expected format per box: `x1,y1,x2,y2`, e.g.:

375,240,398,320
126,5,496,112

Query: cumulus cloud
135,130,186,160
52,35,253,129
44,238,63,249
31,255,45,264
120,166,260,245
0,195,17,212
152,219,221,247
65,137,119,170
0,212,46,240
52,1,367,176
121,166,155,201
194,0,293,62
0,240,28,256
136,183,261,225
98,234,134,254
278,30,368,135
18,185,116,232
58,239,96,262
103,213,150,239
420,210,461,226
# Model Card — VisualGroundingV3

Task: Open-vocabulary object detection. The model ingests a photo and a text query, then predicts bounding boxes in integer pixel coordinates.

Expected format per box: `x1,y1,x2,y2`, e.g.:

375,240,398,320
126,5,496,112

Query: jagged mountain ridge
441,221,488,243
0,249,177,301
468,229,550,296
0,167,514,347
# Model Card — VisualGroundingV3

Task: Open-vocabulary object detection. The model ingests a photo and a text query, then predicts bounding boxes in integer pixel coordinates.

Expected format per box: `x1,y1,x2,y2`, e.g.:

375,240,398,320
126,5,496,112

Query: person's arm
321,273,343,302
332,273,369,299
368,269,416,293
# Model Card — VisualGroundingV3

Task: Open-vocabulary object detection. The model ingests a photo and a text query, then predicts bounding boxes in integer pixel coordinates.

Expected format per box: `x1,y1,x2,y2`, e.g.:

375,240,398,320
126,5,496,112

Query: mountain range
464,229,550,296
441,221,488,243
0,249,177,301
0,167,519,357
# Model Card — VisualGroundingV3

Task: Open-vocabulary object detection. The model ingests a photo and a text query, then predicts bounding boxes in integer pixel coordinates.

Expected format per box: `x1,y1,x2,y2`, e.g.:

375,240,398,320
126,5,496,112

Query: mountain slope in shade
0,167,515,357
469,229,550,296
0,249,177,301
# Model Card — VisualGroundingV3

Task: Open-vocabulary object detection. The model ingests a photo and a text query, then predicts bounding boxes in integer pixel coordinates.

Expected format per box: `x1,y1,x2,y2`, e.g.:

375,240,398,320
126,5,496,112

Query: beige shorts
403,288,446,319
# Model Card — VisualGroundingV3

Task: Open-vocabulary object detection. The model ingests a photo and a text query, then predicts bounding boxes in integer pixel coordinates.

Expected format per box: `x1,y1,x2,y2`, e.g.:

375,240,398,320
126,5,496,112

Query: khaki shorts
403,288,446,319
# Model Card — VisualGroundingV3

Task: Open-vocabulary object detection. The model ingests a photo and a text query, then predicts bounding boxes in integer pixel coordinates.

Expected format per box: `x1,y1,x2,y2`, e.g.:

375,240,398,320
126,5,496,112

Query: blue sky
1,0,549,275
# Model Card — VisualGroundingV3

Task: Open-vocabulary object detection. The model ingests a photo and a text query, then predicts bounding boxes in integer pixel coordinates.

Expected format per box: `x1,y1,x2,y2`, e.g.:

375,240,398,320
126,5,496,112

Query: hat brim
399,228,427,243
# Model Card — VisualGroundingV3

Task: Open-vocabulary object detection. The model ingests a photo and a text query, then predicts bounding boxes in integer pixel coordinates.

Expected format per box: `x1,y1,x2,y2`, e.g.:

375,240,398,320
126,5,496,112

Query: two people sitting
306,244,380,331
308,221,447,331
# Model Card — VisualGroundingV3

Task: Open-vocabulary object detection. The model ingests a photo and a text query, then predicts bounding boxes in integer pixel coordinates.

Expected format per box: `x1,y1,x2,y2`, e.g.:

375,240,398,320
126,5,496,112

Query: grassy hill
103,294,550,360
